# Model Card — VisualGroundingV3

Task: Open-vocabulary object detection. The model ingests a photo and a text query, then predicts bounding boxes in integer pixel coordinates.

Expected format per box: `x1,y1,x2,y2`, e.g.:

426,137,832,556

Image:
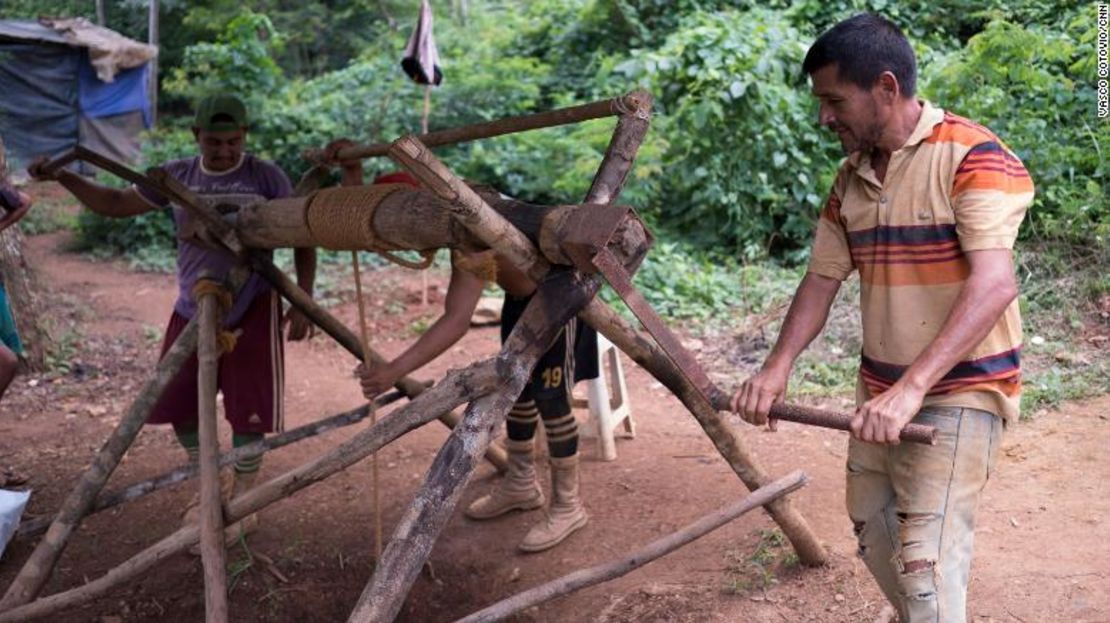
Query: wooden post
0,316,201,609
195,280,228,622
578,300,828,566
348,270,606,623
0,360,500,623
455,471,809,623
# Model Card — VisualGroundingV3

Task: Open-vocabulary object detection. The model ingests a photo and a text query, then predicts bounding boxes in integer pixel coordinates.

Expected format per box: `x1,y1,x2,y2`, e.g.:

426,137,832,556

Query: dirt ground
0,227,1107,623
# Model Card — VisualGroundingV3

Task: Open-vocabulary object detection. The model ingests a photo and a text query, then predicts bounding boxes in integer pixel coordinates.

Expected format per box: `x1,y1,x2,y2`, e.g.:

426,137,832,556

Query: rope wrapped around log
304,184,436,269
190,280,238,354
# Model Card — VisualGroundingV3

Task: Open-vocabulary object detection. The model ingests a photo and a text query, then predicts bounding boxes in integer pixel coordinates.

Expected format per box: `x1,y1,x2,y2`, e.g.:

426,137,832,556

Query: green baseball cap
193,94,248,132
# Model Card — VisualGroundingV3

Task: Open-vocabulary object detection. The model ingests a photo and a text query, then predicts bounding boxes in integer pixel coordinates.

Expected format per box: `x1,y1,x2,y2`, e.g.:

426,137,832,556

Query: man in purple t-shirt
30,94,316,546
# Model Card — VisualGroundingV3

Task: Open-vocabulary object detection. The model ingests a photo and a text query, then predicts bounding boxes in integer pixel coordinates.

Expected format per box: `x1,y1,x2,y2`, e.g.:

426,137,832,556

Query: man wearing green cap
29,94,317,547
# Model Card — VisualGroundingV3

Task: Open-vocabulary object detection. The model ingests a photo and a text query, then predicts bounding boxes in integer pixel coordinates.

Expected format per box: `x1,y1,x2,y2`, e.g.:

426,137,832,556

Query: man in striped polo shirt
731,14,1034,622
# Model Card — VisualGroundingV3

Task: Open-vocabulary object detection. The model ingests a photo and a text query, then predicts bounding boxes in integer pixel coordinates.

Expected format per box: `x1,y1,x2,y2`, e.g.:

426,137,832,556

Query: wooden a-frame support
0,90,839,623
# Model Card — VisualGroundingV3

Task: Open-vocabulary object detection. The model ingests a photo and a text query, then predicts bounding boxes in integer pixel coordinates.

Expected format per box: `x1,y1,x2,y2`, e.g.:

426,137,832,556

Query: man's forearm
764,272,841,372
55,170,150,218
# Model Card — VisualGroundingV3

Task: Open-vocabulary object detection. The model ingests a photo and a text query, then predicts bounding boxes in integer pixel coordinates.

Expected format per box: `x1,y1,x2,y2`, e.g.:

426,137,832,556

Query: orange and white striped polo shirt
807,101,1034,421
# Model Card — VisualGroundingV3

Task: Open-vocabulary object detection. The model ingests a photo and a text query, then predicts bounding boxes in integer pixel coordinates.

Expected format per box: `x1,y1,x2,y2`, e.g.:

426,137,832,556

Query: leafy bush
619,9,840,260
923,15,1109,250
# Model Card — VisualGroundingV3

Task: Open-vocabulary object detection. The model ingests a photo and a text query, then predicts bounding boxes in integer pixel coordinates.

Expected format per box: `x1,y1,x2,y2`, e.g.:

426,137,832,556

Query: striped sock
540,410,578,458
232,432,265,474
506,400,539,441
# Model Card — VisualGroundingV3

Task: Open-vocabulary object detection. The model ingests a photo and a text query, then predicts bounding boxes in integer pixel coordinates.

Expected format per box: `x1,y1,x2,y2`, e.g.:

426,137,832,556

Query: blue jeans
846,406,1002,622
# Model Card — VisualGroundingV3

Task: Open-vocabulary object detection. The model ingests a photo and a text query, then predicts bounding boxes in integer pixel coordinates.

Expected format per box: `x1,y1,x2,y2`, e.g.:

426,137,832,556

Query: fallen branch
455,470,809,623
16,391,408,539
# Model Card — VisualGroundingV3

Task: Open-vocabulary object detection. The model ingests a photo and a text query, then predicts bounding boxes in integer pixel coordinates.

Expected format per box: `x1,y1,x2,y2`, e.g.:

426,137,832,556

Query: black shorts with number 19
500,293,599,403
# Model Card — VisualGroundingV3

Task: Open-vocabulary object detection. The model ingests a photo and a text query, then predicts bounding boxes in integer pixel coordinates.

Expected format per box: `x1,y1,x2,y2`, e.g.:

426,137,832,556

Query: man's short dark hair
802,13,917,98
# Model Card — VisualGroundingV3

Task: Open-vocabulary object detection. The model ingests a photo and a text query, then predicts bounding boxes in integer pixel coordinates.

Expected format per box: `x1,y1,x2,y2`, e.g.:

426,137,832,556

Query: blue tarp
0,19,150,167
78,56,151,126
0,39,80,162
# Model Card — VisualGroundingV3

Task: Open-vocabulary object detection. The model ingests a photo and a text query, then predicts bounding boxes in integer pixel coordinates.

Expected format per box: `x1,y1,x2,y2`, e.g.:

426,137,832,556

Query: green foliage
923,15,1109,248
723,528,799,593
620,9,839,260
163,12,286,110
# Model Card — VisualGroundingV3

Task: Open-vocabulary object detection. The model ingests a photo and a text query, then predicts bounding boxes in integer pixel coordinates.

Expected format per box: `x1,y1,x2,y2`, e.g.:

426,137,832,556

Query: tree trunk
0,228,48,371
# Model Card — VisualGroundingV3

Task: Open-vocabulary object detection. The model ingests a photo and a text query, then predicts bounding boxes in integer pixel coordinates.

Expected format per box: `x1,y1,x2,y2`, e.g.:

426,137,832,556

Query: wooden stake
454,470,809,623
195,281,228,622
350,251,383,560
0,361,500,623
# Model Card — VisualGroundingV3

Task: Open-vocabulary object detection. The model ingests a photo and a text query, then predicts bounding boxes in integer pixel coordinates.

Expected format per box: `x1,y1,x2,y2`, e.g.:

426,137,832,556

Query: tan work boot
465,439,545,519
519,454,588,552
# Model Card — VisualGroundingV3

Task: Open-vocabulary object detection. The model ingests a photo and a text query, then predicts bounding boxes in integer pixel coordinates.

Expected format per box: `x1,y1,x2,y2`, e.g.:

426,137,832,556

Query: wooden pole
0,361,500,623
0,316,201,609
195,280,229,622
420,84,431,306
350,252,383,559
247,255,509,472
348,270,607,623
455,470,809,623
305,91,648,163
147,0,158,126
16,392,408,540
388,136,552,284
578,300,828,566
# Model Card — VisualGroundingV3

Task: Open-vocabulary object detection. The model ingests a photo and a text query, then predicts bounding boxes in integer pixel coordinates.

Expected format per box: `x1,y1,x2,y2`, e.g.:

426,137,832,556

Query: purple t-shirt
136,154,292,325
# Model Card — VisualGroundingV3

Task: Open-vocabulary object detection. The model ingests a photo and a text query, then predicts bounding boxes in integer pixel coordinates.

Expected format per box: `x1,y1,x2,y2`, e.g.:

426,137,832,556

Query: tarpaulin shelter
0,18,157,171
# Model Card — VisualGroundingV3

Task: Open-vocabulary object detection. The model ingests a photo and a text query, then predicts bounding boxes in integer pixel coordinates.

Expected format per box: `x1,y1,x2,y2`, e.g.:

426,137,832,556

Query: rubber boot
465,439,545,519
519,454,588,552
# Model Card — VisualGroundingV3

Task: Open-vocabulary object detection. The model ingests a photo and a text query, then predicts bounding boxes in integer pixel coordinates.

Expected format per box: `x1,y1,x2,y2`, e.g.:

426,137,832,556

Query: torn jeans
846,406,1002,622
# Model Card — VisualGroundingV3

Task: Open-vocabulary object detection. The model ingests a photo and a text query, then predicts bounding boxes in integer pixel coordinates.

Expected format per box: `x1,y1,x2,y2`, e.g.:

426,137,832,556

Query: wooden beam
0,316,201,609
16,392,409,540
195,281,229,622
305,91,649,162
578,300,828,566
0,361,500,623
455,470,809,623
347,270,605,623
